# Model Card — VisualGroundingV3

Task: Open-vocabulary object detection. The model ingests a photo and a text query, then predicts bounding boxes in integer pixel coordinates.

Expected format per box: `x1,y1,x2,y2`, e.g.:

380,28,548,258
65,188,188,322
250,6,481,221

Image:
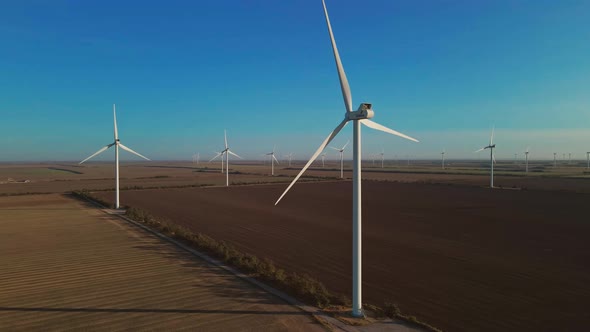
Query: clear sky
1,0,589,162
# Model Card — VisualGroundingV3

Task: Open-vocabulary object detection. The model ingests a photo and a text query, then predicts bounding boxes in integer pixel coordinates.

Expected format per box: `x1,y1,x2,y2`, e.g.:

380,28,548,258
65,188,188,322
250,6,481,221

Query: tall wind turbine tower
475,127,496,188
380,149,385,168
79,104,150,209
275,0,418,317
441,149,446,170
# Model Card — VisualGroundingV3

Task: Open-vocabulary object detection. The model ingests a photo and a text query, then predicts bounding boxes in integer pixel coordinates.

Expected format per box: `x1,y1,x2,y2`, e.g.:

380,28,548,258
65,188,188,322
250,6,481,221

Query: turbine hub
346,103,374,120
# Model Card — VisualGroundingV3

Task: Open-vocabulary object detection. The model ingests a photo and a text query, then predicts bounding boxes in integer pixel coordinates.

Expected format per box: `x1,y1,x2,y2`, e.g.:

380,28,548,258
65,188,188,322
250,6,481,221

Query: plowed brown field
94,181,590,332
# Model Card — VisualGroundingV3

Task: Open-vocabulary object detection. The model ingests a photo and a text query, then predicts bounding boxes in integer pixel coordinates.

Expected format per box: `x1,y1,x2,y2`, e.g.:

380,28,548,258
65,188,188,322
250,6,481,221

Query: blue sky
1,0,589,161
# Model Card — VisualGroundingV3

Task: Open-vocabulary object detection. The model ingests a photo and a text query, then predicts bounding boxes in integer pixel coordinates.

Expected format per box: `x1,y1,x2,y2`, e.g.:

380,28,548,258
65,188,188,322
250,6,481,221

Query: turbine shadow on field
0,307,306,315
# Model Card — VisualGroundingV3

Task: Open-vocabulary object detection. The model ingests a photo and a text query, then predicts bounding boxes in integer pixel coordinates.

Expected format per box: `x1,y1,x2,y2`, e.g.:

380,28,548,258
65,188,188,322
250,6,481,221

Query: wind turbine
379,149,385,168
553,152,557,167
330,140,349,179
524,147,530,173
266,145,279,176
320,152,327,167
220,130,242,187
274,0,419,318
441,149,446,170
285,153,295,167
475,127,496,188
569,153,572,164
586,152,589,169
79,104,150,209
209,149,225,173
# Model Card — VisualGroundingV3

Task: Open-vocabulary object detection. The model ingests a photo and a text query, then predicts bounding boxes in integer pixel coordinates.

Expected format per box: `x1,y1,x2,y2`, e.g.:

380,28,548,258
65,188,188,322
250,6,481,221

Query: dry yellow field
0,194,327,331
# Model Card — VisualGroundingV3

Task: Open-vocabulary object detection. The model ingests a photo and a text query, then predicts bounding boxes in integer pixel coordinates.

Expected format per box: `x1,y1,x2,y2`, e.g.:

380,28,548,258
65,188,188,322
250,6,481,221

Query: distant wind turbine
79,104,150,209
524,147,530,173
218,130,242,186
266,145,279,176
554,153,557,167
285,153,295,167
475,126,496,188
274,0,418,318
441,149,446,170
330,140,349,179
379,149,385,168
320,152,327,167
209,149,225,173
587,152,589,169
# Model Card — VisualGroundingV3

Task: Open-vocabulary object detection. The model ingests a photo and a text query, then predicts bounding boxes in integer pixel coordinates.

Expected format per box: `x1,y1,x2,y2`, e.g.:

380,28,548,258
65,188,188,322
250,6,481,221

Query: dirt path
0,194,328,331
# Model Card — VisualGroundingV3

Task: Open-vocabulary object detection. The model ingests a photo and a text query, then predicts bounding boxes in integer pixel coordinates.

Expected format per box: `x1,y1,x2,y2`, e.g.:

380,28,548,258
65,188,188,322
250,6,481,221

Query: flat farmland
94,181,590,332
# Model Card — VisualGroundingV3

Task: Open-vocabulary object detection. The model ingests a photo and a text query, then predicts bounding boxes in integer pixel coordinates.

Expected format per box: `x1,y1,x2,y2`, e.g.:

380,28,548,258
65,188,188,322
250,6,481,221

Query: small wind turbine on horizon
214,130,242,187
330,140,349,179
379,149,385,168
586,152,589,169
554,152,557,167
266,145,280,176
209,149,225,173
524,147,530,173
79,104,150,209
320,152,327,167
285,153,295,167
475,127,496,188
274,0,419,318
441,149,446,170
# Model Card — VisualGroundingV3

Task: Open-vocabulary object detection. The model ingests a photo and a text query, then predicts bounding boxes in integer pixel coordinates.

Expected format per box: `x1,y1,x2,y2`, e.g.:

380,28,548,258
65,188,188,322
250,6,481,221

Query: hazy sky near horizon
1,0,589,162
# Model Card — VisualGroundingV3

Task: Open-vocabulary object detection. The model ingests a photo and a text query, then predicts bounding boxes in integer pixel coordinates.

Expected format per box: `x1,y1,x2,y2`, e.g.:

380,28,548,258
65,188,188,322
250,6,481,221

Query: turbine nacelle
346,103,374,121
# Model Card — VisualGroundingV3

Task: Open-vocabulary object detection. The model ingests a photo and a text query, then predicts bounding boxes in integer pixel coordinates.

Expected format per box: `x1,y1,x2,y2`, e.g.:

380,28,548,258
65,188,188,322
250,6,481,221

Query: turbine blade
360,119,419,142
490,125,495,145
342,139,350,150
474,147,485,153
209,153,222,162
113,104,118,141
322,0,353,113
228,150,243,159
119,143,150,161
275,119,347,205
224,130,228,149
272,154,280,164
328,146,340,151
79,143,114,164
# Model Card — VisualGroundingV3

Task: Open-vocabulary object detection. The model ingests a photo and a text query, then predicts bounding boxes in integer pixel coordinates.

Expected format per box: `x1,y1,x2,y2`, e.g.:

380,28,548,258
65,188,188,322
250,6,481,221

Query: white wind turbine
212,130,242,187
475,127,496,188
330,140,349,179
379,149,385,168
524,147,530,173
275,0,419,317
79,104,150,209
441,149,446,170
320,152,327,167
285,153,295,167
209,149,225,173
553,152,557,167
586,152,590,169
266,145,280,176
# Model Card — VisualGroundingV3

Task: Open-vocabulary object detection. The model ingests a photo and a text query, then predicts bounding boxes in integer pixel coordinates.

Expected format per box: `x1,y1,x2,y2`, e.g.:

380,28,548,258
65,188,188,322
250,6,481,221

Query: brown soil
94,181,590,332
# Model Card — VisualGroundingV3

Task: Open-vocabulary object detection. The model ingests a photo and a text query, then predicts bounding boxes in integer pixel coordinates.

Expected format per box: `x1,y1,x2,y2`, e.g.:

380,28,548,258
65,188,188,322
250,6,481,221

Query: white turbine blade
275,119,347,205
490,125,495,145
113,104,118,141
360,119,419,143
272,154,280,164
209,152,222,162
474,147,485,153
79,143,114,164
328,146,340,151
342,139,350,150
228,150,243,159
224,130,228,149
322,0,353,113
493,152,497,164
119,143,150,161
